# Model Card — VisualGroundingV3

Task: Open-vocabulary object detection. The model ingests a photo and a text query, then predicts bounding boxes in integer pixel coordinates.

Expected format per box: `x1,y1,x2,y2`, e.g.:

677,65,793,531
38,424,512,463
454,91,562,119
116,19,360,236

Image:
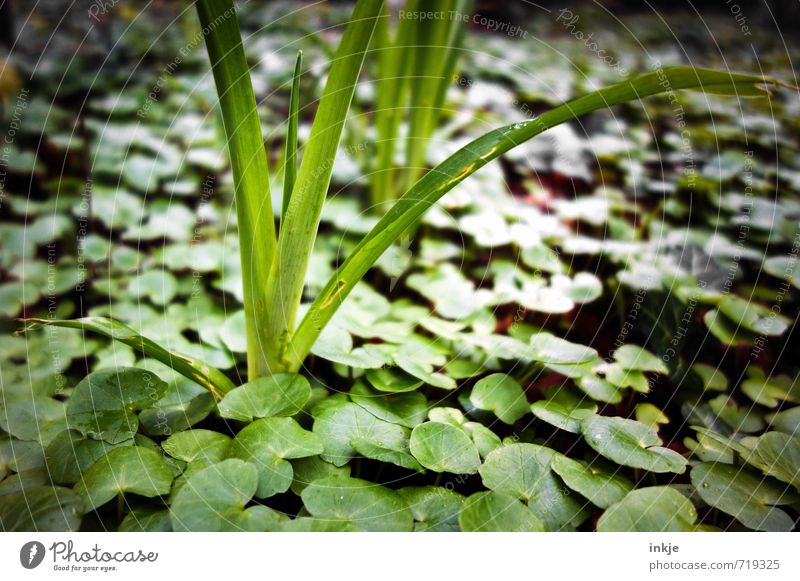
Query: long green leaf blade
263,0,383,372
431,1,470,116
370,0,419,206
289,66,790,369
281,50,303,223
404,0,471,193
196,0,275,381
19,317,236,399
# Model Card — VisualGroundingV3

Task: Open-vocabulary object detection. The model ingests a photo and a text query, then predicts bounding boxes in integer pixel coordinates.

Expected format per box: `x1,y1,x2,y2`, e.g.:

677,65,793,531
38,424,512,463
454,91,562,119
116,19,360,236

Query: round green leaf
122,153,180,192
764,255,800,289
691,427,749,460
67,367,168,444
717,295,788,336
635,403,670,430
398,486,465,532
313,400,415,468
741,369,800,408
766,406,800,436
704,309,757,346
290,457,351,495
558,272,603,303
479,443,550,501
707,396,764,433
74,446,173,511
0,469,48,497
693,363,728,392
531,400,594,434
311,324,389,369
80,234,111,262
350,438,424,472
582,415,687,474
0,486,83,531
423,408,501,458
281,517,357,532
604,364,650,392
228,417,323,498
459,491,545,532
479,443,588,530
45,429,133,484
597,486,698,532
301,475,413,531
1,437,45,477
691,462,795,531
139,379,216,436
577,375,623,404
218,373,311,422
530,333,599,364
612,344,668,373
521,244,563,274
394,339,457,390
162,430,231,463
444,359,484,380
409,422,481,474
428,407,467,426
470,374,529,424
0,396,67,445
127,270,178,306
551,455,633,509
170,459,285,531
119,508,172,532
743,432,800,488
349,382,427,428
464,422,502,458
365,367,423,393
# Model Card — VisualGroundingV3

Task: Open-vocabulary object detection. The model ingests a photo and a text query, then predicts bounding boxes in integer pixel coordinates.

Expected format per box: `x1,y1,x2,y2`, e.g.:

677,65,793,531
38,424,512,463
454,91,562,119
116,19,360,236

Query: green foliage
370,0,473,206
21,318,235,398
74,447,173,511
218,373,311,422
170,459,285,531
409,421,481,474
313,399,419,469
691,463,796,532
479,443,588,530
0,487,83,532
469,374,529,424
551,456,633,510
300,475,414,531
227,417,323,498
66,368,168,445
399,486,465,532
582,415,688,474
744,432,800,488
459,491,545,532
597,487,699,532
1,0,798,534
196,0,277,380
281,51,303,221
263,0,384,374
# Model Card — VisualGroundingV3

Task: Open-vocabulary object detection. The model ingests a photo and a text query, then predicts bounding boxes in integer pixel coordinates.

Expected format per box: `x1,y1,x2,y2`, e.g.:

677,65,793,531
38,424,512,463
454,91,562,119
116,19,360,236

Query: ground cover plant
0,0,799,532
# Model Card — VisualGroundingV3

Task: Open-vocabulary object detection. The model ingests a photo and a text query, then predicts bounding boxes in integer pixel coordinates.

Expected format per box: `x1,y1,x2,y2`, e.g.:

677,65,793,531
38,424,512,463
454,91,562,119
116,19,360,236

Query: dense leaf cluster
1,1,798,532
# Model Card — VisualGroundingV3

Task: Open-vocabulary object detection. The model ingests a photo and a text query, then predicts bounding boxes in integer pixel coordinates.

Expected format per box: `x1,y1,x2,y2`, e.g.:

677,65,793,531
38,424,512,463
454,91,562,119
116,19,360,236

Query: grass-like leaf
370,1,418,206
262,0,382,372
281,50,303,223
403,0,471,194
196,0,276,380
288,67,790,369
371,0,471,206
19,317,235,399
